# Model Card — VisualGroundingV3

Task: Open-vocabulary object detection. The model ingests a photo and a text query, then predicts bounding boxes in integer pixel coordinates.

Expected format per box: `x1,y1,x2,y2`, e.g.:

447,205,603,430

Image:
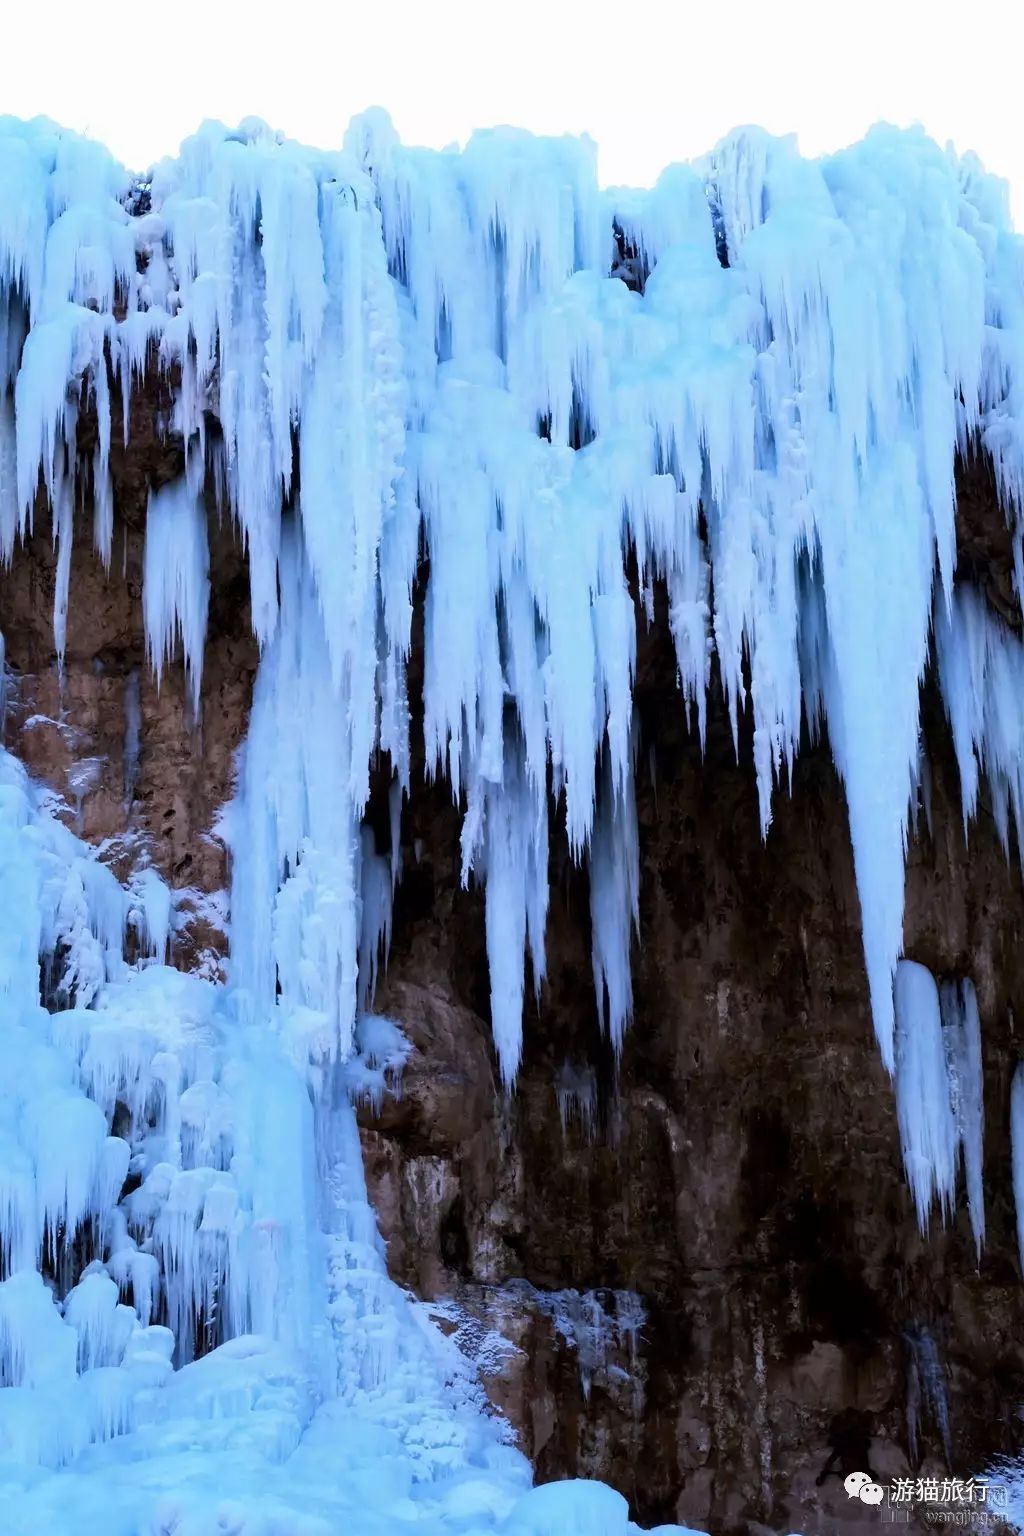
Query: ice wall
4,112,1024,1087
2,104,1024,1531
0,740,697,1534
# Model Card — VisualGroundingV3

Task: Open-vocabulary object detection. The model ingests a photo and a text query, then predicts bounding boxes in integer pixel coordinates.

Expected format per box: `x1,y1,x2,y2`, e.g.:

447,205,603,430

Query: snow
2,102,1024,1531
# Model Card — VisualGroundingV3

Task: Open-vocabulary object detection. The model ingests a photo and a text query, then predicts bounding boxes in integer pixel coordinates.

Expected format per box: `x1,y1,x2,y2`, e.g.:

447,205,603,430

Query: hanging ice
2,101,1024,1532
4,112,1022,1081
936,583,1024,858
1012,1063,1024,1276
939,978,986,1257
893,961,959,1230
0,732,705,1533
143,474,210,712
894,961,986,1245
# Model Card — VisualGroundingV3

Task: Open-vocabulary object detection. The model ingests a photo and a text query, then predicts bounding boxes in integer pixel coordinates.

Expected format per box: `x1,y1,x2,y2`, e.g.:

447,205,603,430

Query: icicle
936,584,1024,857
476,739,549,1087
122,667,140,807
939,978,986,1257
556,1062,598,1142
1011,1062,1024,1277
143,476,209,712
357,826,393,1009
904,1324,953,1467
52,464,73,665
388,776,403,893
133,865,173,963
0,388,17,560
590,752,639,1056
893,961,958,1230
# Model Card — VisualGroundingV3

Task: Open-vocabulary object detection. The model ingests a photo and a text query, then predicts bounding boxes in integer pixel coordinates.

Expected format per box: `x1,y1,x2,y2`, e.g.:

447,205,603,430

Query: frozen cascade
2,105,1024,1532
939,977,985,1257
0,738,695,1532
904,1323,953,1468
1012,1063,1024,1276
893,961,986,1245
227,521,365,1060
0,115,1022,1079
893,961,958,1233
142,473,210,713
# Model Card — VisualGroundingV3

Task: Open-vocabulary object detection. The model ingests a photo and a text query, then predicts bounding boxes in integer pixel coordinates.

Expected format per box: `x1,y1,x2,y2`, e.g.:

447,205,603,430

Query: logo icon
845,1471,885,1504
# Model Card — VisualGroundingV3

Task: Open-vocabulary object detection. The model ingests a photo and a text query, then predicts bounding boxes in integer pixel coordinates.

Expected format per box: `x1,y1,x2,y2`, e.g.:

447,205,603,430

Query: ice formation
556,1062,599,1141
527,1284,645,1406
904,1322,953,1468
893,961,986,1242
0,742,698,1533
1,102,1024,1528
0,112,1022,1082
1012,1063,1024,1275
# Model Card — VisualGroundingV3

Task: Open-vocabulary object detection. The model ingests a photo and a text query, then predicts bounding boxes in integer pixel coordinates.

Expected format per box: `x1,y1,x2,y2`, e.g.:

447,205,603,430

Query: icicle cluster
893,960,985,1245
904,1322,953,1468
6,104,1024,1535
1,737,700,1534
3,115,1024,1086
1010,1062,1024,1276
4,103,1024,1197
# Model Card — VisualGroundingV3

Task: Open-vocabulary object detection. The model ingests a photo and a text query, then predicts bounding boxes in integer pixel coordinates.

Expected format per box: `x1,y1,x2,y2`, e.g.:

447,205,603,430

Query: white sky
7,0,1023,224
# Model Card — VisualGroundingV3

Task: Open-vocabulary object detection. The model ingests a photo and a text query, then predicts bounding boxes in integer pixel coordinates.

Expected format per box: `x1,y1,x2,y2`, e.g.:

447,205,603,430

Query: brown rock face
3,413,1024,1536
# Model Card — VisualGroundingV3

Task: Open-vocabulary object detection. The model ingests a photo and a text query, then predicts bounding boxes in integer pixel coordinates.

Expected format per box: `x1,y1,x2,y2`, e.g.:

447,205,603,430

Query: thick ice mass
0,103,1023,1531
893,960,987,1242
0,742,699,1533
4,111,1023,1083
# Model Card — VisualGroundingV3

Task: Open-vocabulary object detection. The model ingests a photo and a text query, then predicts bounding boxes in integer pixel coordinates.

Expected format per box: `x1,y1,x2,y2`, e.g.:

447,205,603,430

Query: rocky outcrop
3,424,1024,1535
